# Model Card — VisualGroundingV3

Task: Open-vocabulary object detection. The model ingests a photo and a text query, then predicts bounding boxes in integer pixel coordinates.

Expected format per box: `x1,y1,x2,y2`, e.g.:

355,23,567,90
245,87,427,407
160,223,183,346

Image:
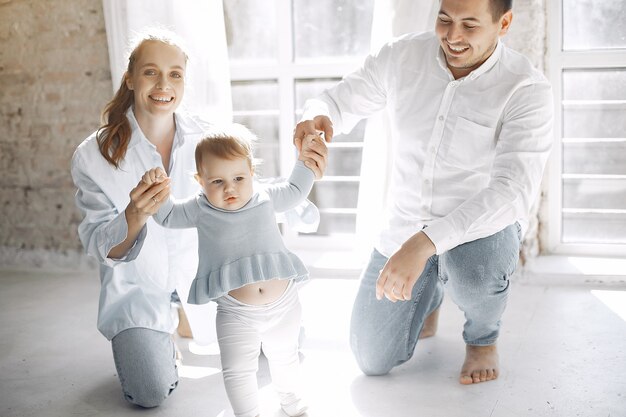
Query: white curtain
355,0,438,253
102,0,232,346
102,0,232,122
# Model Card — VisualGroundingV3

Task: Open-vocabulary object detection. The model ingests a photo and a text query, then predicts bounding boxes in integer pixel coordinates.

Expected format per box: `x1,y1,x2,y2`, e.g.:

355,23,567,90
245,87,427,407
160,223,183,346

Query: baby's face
196,154,254,210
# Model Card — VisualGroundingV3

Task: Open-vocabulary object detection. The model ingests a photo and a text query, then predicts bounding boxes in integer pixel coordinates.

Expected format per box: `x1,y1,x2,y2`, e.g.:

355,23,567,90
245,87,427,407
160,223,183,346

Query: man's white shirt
302,31,553,256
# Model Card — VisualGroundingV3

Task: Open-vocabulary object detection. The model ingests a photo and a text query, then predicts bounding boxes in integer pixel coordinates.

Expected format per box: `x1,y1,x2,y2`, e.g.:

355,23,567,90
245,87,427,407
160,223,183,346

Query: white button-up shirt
71,110,208,340
302,32,553,256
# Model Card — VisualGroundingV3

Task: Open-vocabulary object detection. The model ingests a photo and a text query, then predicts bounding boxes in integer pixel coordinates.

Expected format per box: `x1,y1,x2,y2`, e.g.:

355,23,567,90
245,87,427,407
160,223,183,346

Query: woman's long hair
96,30,188,168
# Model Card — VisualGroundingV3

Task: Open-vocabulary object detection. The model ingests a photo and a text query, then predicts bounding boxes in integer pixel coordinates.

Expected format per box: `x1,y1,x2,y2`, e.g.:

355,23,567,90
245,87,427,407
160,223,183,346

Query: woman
71,29,327,408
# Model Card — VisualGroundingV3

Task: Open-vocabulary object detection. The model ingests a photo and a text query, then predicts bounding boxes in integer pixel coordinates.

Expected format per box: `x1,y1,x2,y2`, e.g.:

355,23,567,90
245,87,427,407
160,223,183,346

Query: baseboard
0,247,97,272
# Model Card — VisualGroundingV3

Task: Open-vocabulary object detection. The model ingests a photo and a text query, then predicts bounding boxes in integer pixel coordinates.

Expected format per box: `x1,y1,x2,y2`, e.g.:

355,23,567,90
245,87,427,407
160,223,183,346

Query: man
294,0,553,384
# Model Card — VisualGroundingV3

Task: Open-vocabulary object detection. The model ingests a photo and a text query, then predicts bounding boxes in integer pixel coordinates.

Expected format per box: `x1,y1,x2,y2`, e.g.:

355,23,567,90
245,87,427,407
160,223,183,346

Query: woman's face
125,41,186,118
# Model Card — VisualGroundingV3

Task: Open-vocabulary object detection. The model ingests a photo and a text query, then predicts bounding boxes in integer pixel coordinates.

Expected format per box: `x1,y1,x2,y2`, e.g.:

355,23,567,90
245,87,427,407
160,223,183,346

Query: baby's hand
298,134,322,162
141,167,168,186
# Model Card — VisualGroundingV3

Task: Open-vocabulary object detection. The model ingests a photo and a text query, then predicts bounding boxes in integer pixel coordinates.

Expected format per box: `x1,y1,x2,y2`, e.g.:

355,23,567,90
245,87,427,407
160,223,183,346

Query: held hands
126,167,171,219
376,232,437,302
294,116,332,179
298,133,326,178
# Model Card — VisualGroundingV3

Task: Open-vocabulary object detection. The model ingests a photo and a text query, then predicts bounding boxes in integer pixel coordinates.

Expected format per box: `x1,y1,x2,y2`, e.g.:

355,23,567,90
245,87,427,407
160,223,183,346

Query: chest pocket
447,117,496,171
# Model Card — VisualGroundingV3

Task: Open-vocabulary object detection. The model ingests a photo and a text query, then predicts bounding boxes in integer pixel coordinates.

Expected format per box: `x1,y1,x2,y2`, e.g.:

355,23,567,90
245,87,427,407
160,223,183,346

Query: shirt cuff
100,213,147,267
154,197,175,224
300,99,331,122
422,218,461,255
291,160,315,182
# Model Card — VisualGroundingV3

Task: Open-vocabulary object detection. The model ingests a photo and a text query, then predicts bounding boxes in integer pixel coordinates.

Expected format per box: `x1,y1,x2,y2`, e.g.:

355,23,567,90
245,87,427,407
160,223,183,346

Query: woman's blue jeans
350,223,521,376
111,328,179,407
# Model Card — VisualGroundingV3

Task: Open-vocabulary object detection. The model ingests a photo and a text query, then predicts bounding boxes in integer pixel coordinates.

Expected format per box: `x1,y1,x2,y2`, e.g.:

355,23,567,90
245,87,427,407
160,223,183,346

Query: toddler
140,123,319,417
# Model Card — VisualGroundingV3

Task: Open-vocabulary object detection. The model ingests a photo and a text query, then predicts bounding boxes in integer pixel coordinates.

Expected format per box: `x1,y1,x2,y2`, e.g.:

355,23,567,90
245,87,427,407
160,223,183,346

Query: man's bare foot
419,307,440,339
459,344,499,385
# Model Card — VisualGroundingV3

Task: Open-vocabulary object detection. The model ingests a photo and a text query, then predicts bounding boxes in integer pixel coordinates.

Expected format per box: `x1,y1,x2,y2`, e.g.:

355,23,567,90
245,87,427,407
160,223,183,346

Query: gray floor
1,267,625,417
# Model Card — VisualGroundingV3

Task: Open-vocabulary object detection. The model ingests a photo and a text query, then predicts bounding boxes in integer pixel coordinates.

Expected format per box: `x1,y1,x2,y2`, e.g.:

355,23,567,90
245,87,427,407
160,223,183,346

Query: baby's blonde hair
195,124,258,175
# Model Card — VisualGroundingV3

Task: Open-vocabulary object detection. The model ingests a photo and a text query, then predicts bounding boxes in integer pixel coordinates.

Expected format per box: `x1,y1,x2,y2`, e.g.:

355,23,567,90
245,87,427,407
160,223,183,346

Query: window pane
562,213,626,244
324,147,363,176
563,179,626,210
231,81,280,177
293,0,374,59
224,0,277,62
315,213,357,235
294,77,366,236
294,78,339,109
563,106,626,138
309,182,359,209
562,141,626,175
234,115,280,177
231,81,278,111
563,0,626,51
563,69,626,101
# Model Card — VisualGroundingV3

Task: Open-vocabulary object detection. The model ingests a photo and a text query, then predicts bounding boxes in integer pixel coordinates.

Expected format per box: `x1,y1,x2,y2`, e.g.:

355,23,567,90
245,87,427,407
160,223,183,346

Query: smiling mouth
149,95,174,103
446,43,469,54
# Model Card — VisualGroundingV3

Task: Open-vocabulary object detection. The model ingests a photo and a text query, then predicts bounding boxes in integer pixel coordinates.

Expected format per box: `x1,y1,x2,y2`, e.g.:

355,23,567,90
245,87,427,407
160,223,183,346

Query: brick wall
0,0,110,267
0,0,550,268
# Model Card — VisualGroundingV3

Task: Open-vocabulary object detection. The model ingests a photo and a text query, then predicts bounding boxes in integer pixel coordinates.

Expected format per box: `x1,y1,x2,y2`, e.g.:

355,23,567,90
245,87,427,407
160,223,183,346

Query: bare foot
419,307,440,339
459,344,499,385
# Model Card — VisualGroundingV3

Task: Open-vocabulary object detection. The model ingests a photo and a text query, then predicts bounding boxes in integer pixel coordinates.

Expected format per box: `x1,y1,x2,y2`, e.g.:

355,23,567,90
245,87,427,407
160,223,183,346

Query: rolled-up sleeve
71,152,146,267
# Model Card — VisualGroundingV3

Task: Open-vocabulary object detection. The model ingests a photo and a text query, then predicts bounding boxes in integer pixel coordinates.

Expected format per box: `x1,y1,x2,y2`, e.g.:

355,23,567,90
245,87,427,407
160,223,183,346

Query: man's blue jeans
350,223,521,376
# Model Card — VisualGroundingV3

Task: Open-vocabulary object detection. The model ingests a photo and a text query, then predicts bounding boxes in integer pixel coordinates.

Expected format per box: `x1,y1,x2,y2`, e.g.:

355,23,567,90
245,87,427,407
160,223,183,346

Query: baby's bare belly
228,278,290,305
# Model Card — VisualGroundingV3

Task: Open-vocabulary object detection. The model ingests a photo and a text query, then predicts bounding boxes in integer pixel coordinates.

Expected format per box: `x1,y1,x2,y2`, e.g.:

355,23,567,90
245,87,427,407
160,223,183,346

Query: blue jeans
350,223,521,376
111,328,179,407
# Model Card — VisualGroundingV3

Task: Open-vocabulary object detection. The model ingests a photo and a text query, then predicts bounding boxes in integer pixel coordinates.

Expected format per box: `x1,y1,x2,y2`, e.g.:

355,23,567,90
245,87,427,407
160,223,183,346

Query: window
224,0,375,248
547,0,626,255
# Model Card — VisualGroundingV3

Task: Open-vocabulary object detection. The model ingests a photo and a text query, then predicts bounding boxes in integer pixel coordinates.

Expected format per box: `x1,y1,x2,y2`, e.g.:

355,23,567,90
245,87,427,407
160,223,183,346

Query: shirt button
438,115,444,121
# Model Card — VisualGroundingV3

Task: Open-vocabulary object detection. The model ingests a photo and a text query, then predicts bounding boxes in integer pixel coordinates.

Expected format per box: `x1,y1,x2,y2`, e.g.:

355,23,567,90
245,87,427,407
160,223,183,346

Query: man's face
435,0,512,79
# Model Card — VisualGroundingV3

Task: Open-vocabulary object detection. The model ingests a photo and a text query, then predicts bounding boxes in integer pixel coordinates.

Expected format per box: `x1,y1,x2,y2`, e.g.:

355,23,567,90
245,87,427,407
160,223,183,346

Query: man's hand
294,116,333,179
376,231,437,302
294,115,334,149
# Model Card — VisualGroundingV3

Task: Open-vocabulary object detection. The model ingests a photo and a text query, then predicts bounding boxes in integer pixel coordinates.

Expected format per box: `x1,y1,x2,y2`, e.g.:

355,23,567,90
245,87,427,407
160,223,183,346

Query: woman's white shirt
71,110,207,340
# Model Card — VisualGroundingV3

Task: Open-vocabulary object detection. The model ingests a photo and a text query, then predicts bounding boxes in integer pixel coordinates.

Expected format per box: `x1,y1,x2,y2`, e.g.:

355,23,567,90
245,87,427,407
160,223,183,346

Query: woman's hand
108,168,170,259
127,168,171,219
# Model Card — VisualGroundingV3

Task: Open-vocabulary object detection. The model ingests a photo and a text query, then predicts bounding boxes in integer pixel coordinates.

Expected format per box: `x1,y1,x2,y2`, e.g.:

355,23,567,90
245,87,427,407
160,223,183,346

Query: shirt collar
435,39,503,81
126,108,152,150
126,108,183,150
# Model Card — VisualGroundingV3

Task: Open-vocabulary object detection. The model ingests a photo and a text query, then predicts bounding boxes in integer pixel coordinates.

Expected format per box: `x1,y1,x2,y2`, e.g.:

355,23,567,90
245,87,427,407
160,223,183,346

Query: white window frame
546,0,626,256
228,1,369,253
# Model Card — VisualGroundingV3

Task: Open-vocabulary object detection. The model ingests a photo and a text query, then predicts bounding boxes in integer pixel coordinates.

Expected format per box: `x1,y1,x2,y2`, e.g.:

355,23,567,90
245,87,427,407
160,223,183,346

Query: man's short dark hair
490,0,513,21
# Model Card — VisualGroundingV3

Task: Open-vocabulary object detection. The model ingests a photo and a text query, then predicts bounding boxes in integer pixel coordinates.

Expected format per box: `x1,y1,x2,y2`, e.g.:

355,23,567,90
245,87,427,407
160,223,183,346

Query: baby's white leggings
215,281,302,417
